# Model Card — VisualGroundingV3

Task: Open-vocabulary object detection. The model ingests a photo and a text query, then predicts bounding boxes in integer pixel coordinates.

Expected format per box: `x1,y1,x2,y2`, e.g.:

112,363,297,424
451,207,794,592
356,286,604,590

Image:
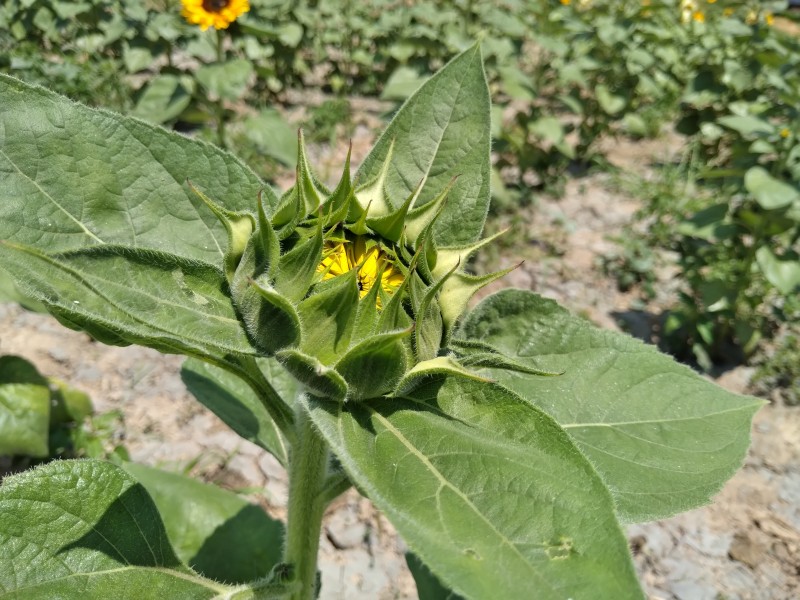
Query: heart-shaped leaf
131,74,194,124
756,246,800,295
0,460,237,598
123,462,285,584
0,356,50,457
457,290,762,523
196,59,254,101
304,376,644,600
744,167,799,210
356,45,491,247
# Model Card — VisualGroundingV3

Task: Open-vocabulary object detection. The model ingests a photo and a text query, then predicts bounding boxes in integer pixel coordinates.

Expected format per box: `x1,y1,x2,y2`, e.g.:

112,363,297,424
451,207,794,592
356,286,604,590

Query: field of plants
1,1,799,599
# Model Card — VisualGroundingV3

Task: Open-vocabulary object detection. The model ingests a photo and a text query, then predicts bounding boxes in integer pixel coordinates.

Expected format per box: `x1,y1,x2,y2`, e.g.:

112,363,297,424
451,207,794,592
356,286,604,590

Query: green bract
0,46,762,600
196,127,514,403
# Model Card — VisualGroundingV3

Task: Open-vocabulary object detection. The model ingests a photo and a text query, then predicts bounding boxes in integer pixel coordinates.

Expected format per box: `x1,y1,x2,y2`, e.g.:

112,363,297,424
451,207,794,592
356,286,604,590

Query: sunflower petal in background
181,0,250,31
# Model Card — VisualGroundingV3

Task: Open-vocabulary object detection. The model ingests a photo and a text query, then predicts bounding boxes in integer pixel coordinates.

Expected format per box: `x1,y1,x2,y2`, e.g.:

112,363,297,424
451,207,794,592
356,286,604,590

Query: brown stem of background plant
215,28,227,149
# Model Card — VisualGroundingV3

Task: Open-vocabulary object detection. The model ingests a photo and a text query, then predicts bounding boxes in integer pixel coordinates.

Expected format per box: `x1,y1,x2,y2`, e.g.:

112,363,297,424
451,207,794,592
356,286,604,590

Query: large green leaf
381,66,429,101
123,462,284,585
0,245,256,358
717,115,773,137
0,74,271,261
406,552,464,600
0,460,236,598
305,376,644,600
0,76,275,360
355,45,491,246
243,109,298,168
131,74,195,124
457,290,762,523
744,166,799,210
181,357,298,466
196,59,254,102
0,356,50,457
756,246,800,295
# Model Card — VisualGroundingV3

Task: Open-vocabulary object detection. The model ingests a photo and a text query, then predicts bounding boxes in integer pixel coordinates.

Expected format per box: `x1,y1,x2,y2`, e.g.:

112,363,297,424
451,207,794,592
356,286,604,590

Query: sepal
296,269,359,364
271,187,305,240
335,328,413,401
238,279,301,355
321,144,354,227
187,181,255,283
376,267,415,333
413,261,459,362
432,228,508,280
439,263,521,332
350,264,385,343
366,178,423,243
403,177,456,247
296,130,327,215
393,356,490,396
270,132,327,238
230,191,281,299
274,221,324,302
276,349,348,402
354,138,395,218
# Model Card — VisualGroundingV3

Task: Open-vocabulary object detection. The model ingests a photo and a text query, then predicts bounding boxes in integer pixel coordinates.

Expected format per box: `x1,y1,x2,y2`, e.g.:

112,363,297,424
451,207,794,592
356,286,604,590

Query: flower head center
202,0,230,12
182,0,249,30
317,235,404,304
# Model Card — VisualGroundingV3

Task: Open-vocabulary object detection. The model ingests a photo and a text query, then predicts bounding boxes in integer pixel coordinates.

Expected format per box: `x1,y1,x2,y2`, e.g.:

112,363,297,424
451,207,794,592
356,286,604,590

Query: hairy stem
283,405,329,600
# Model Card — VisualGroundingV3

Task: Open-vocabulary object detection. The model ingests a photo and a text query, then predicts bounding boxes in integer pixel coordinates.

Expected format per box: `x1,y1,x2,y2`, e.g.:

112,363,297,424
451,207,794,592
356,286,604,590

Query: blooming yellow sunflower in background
318,236,405,303
181,0,249,31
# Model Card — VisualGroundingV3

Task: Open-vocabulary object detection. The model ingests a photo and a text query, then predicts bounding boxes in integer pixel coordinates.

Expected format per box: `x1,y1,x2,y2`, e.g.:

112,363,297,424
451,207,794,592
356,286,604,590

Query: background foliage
0,0,795,596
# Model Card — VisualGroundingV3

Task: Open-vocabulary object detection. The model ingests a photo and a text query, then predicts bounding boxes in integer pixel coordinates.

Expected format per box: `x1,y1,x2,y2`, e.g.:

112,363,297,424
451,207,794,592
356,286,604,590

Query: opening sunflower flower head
181,0,249,31
192,131,518,402
317,234,404,304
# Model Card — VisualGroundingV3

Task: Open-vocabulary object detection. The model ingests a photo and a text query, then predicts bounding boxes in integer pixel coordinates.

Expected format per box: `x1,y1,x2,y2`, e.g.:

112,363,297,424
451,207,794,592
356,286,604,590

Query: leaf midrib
0,565,231,598
366,406,558,594
398,47,481,198
561,403,759,429
12,247,254,356
0,148,104,244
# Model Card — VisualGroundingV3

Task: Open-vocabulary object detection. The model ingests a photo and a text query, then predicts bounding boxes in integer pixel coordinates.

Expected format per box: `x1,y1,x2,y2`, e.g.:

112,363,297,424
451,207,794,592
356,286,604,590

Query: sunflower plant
0,47,762,600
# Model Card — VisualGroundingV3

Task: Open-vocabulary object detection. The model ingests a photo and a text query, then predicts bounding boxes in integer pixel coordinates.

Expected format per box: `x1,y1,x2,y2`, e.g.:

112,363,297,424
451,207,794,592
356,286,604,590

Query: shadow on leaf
59,484,182,568
191,503,285,584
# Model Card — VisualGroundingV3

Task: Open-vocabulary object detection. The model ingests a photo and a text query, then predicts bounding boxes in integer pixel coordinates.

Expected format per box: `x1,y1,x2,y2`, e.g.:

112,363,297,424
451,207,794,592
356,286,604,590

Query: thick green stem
283,406,328,600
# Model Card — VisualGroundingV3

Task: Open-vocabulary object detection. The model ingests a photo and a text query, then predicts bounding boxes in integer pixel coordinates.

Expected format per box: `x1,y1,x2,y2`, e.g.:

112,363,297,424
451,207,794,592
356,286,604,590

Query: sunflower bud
194,134,514,401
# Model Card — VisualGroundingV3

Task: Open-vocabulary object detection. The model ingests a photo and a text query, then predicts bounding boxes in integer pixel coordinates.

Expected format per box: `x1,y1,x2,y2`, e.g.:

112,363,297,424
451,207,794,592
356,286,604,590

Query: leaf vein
0,148,104,244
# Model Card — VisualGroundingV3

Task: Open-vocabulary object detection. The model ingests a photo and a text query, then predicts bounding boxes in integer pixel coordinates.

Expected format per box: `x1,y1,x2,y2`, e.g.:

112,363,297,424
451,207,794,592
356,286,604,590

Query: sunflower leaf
356,45,491,246
457,290,763,523
0,460,239,597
